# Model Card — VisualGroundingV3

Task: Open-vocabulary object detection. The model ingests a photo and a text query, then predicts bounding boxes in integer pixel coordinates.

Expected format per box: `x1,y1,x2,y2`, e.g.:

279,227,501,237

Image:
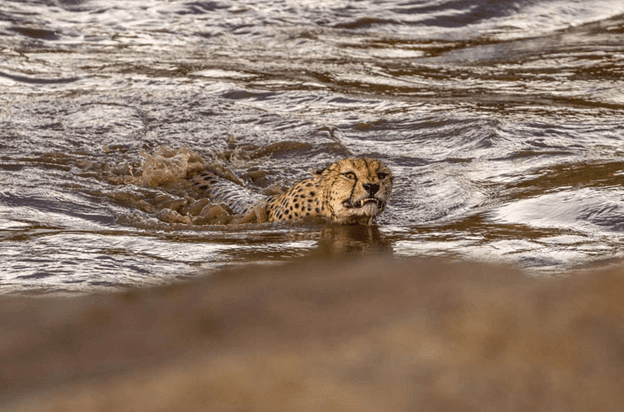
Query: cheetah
192,157,393,225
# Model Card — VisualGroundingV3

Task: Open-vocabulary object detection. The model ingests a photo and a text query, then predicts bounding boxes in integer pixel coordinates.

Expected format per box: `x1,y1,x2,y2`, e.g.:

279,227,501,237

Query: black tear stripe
348,178,357,206
325,177,336,216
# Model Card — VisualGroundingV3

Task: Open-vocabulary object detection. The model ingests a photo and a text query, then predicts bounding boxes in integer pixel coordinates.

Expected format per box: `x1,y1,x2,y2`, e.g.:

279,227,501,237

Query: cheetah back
266,179,325,222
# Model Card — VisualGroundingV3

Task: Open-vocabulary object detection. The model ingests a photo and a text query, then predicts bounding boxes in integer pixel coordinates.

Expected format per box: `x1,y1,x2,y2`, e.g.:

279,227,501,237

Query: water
2,0,624,294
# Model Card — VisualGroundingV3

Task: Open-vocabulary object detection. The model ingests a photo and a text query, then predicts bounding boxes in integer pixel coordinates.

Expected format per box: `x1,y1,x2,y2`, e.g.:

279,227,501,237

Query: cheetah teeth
345,198,384,209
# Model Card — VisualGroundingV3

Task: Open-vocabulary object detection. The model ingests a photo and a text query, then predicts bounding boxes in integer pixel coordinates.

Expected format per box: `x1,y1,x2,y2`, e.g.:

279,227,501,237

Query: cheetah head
317,158,393,225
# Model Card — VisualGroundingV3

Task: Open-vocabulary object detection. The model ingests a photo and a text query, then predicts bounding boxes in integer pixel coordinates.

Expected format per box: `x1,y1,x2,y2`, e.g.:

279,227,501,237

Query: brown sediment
2,257,624,411
133,146,206,188
93,145,279,227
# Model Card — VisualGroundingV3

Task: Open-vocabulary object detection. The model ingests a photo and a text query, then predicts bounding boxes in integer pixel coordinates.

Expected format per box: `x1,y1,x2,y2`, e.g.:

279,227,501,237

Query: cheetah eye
377,172,389,180
343,172,357,180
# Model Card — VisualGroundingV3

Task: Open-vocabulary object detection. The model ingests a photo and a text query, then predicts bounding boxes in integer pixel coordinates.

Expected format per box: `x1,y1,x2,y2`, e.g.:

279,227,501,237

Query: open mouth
343,198,385,209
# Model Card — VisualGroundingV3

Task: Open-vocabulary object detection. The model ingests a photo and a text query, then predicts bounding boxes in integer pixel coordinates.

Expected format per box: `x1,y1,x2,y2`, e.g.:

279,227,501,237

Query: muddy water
2,0,624,293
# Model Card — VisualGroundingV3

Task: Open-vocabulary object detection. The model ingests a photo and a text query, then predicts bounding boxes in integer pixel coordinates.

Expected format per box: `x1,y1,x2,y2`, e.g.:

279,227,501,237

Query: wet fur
193,158,393,225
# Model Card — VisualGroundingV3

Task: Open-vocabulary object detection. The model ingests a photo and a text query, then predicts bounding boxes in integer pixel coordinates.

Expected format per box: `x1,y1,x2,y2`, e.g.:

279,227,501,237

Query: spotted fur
192,157,393,225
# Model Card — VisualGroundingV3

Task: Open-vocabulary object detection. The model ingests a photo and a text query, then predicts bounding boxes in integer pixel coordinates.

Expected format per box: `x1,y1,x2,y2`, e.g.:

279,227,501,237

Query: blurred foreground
2,257,624,411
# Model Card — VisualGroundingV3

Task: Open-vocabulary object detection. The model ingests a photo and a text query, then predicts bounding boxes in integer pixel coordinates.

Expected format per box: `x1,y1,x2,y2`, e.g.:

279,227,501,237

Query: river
2,0,624,293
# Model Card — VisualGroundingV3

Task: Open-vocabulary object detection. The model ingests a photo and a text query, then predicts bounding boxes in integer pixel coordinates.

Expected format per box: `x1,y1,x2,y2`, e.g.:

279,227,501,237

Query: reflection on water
315,224,392,257
1,0,624,292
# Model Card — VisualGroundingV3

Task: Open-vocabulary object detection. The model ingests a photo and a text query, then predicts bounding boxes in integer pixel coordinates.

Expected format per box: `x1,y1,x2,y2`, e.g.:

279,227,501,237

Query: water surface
2,0,624,293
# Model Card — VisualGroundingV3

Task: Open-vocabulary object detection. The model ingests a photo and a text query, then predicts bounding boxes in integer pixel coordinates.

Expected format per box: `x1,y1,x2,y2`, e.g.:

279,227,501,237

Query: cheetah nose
363,183,380,196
